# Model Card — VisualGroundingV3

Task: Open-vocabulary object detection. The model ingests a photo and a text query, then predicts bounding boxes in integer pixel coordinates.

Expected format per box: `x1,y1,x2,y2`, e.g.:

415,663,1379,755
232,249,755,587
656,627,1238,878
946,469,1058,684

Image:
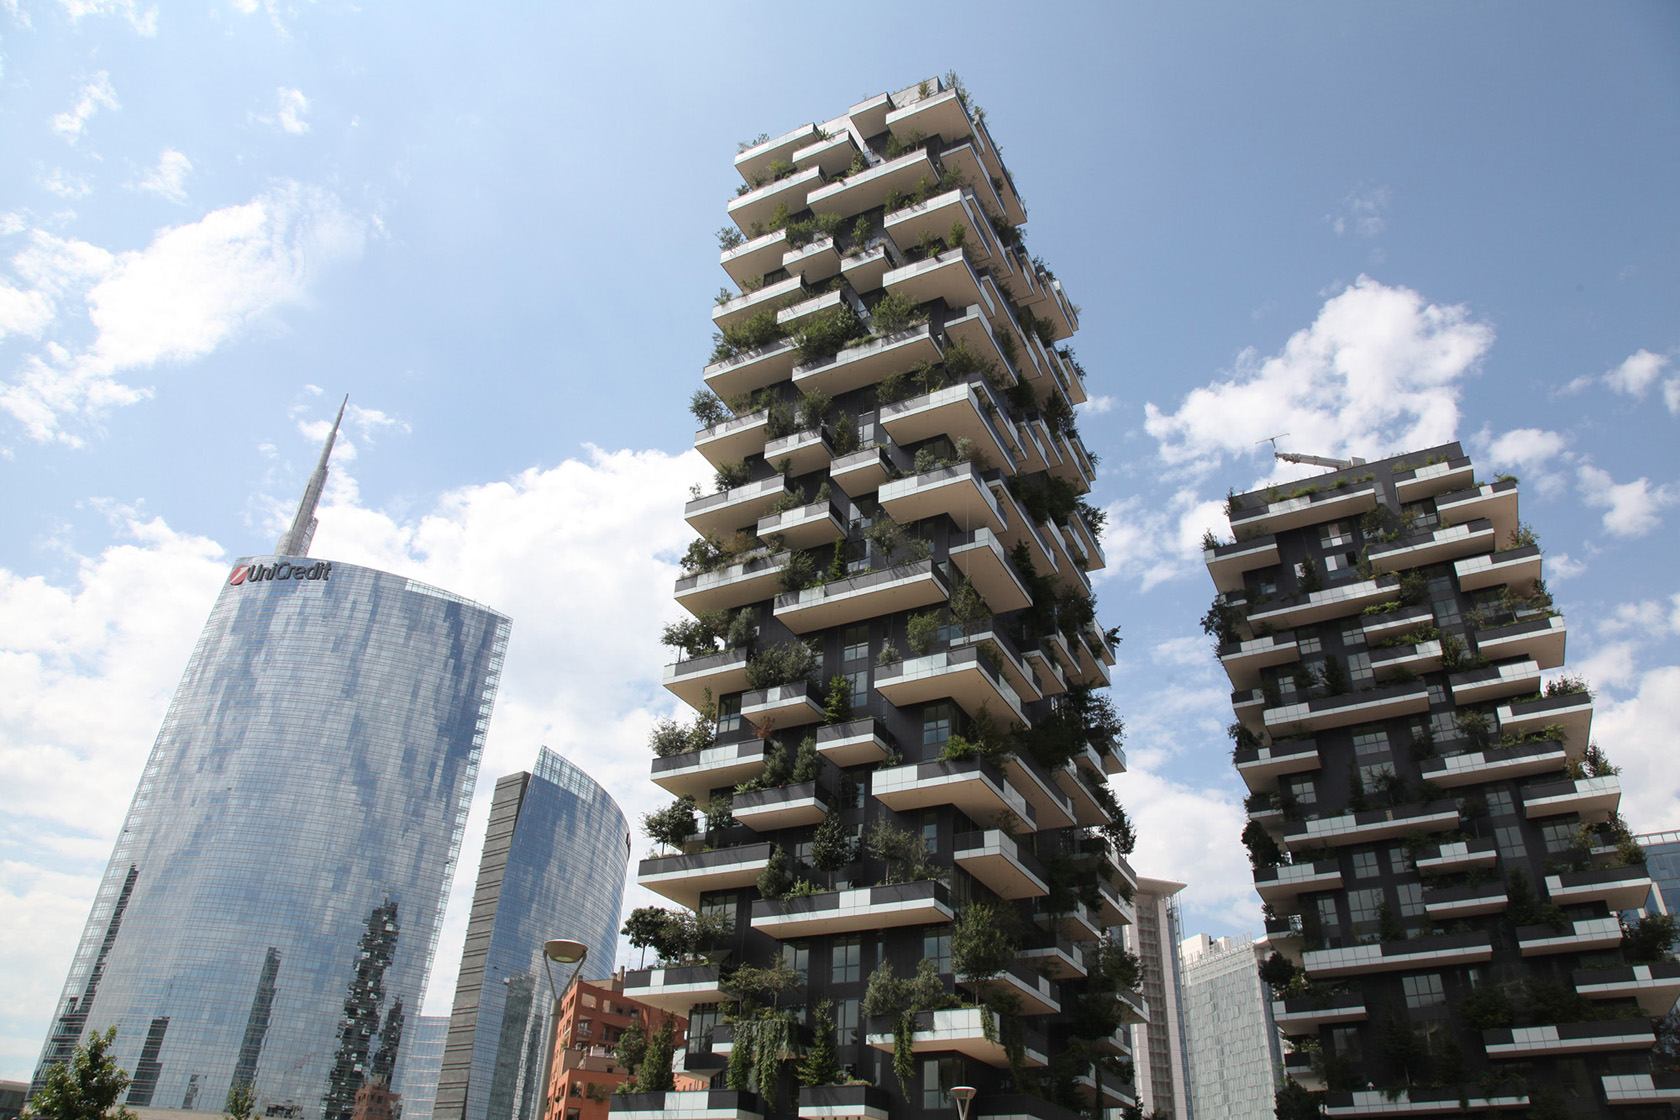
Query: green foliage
1243,819,1284,870
638,1017,675,1093
1506,521,1540,550
661,608,729,659
779,549,819,593
642,795,697,849
28,1029,135,1120
869,290,926,334
713,459,751,492
717,226,746,251
1623,913,1678,965
746,639,818,691
864,514,929,563
822,676,851,725
757,844,792,900
1458,982,1514,1030
795,388,832,432
864,820,944,884
792,735,822,783
951,900,1016,992
224,1084,255,1120
799,1001,843,1087
1257,951,1298,995
906,610,943,655
711,306,789,362
1274,1078,1323,1120
690,388,729,427
877,639,903,666
726,959,805,1009
811,811,855,873
1201,596,1244,647
704,792,735,835
613,1018,647,1078
794,302,865,363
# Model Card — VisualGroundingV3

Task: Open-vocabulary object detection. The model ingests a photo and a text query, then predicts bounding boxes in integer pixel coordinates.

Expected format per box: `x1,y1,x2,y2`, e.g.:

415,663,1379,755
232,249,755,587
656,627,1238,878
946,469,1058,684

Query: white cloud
1125,768,1257,930
39,169,92,199
55,0,156,33
1666,379,1680,416
1143,276,1493,479
1594,666,1680,832
1481,426,1568,474
1328,185,1390,238
0,230,113,343
1096,490,1226,590
134,149,191,203
276,87,310,134
1546,552,1586,582
0,183,365,444
1078,394,1116,415
49,72,119,141
1604,349,1669,398
1577,463,1676,539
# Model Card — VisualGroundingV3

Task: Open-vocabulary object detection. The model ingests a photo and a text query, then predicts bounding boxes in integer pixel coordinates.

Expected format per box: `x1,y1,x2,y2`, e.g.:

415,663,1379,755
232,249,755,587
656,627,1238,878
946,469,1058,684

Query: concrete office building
33,406,512,1120
1178,934,1281,1120
1126,879,1190,1119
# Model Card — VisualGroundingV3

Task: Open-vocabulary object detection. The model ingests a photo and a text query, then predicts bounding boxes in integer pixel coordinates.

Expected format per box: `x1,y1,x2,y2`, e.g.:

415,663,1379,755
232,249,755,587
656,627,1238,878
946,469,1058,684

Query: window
1542,821,1581,854
843,625,869,664
846,669,868,708
1347,651,1373,687
1297,630,1323,657
716,694,742,734
924,930,952,973
1321,520,1354,548
1329,1026,1362,1061
1427,574,1460,627
1396,882,1425,918
921,811,939,855
921,1057,961,1110
689,1004,719,1053
922,702,955,748
783,941,810,982
1403,973,1446,1010
1484,790,1514,817
1285,775,1317,811
1347,889,1383,938
575,1020,591,1037
1340,621,1367,648
832,936,861,984
1494,825,1525,862
1350,851,1380,879
700,891,739,928
834,997,859,1046
1388,846,1413,875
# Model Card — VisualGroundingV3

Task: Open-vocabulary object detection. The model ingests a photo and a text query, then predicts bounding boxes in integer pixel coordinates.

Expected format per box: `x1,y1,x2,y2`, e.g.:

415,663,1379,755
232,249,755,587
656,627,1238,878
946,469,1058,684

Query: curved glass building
433,750,628,1120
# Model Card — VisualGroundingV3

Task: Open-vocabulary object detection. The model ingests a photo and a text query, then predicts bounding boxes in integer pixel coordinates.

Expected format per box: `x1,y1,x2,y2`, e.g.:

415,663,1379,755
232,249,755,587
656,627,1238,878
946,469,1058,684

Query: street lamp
536,939,589,1120
951,1085,976,1120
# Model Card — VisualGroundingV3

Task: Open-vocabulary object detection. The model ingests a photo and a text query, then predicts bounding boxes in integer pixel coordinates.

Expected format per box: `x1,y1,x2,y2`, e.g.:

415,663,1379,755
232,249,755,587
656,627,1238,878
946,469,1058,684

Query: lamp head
543,939,588,965
951,1086,976,1104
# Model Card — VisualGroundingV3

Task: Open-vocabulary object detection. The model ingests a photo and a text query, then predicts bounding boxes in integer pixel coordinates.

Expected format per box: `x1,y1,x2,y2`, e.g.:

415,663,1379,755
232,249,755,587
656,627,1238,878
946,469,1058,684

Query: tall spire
275,395,346,557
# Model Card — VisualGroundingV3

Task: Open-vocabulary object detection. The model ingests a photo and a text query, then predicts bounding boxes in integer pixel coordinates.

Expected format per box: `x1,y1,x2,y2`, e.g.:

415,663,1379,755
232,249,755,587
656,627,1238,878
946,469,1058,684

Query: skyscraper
1178,934,1281,1120
1207,440,1677,1115
1126,879,1190,1119
434,750,629,1120
616,76,1139,1120
34,407,512,1120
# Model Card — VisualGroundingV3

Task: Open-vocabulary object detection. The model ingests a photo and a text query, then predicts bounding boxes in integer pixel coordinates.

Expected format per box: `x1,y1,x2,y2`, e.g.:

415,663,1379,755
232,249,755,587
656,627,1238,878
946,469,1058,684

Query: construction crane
1257,434,1365,470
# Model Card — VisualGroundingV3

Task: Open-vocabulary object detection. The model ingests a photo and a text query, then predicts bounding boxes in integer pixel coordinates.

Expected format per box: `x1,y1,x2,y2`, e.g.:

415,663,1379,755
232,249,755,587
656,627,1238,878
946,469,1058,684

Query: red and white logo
229,565,250,585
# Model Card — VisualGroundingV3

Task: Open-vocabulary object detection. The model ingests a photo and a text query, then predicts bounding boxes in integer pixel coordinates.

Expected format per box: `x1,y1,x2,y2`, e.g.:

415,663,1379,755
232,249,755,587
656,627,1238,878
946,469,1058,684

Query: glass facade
391,1015,451,1120
1179,934,1282,1120
34,556,511,1120
433,750,628,1120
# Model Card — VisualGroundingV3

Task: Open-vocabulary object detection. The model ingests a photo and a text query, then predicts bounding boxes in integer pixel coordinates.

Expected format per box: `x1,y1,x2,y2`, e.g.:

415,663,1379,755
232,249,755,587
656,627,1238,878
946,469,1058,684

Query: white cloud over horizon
134,149,192,203
1577,463,1676,539
49,72,119,142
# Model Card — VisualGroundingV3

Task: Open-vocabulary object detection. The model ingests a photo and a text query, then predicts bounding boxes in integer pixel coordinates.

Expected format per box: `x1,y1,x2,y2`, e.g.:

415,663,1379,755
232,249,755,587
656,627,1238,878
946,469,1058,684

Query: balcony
696,410,772,469
1263,680,1431,736
827,444,899,498
879,461,1007,534
954,624,1043,704
873,757,1035,829
1000,755,1076,830
1449,658,1541,705
1420,741,1567,789
1273,993,1367,1034
1522,774,1620,821
782,235,842,287
1053,763,1108,829
1324,1089,1526,1116
762,427,836,477
990,483,1057,576
877,645,1026,724
885,86,974,148
879,382,1015,475
882,247,990,318
704,338,801,401
756,497,846,550
1020,932,1087,980
949,528,1032,613
752,880,954,938
805,147,938,221
621,963,733,1014
1219,632,1302,690
1066,512,1106,573
791,129,861,178
1037,898,1103,943
1360,604,1435,644
664,647,751,710
1473,615,1566,669
1023,643,1068,700
1602,1073,1680,1106
1422,882,1508,919
1437,479,1519,540
796,1084,890,1120
980,958,1061,1016
938,140,1021,230
815,717,893,766
1228,479,1379,537
1254,860,1343,905
1282,1051,1322,1092
1572,962,1680,1015
883,188,1000,268
736,122,823,183
734,780,829,831
1303,931,1493,978
1283,800,1460,850
1455,544,1542,595
612,1089,763,1120
685,476,794,538
791,322,941,397
1367,518,1497,574
639,843,775,908
1231,688,1267,735
1040,520,1090,596
1392,455,1474,502
1516,916,1623,957
866,1007,1047,1069
713,274,806,332
741,679,825,730
1482,1020,1655,1059
943,303,1022,387
1247,575,1402,631
778,288,856,333
1413,837,1498,874
845,90,893,138
1369,638,1443,681
1094,878,1134,928
720,228,790,288
1496,691,1593,753
840,236,898,293
727,166,823,234
1546,865,1653,910
774,559,948,634
652,739,769,799
674,550,791,614
954,829,1049,898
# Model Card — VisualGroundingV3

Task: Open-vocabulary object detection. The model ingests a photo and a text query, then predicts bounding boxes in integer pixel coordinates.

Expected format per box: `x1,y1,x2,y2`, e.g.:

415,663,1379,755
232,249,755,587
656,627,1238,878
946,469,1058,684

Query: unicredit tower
33,400,512,1120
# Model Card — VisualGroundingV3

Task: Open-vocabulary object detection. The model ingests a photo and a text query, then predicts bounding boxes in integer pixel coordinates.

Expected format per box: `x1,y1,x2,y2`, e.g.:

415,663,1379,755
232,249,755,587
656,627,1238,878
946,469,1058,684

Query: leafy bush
757,844,792,899
906,610,944,655
746,640,818,691
869,291,925,333
796,388,832,432
713,459,751,492
690,389,729,427
794,303,864,363
642,796,697,849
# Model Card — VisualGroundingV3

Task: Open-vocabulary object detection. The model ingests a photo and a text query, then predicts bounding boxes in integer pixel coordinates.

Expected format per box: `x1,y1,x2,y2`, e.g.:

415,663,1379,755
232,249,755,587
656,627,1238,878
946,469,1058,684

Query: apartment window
575,1020,591,1037
1403,973,1446,1010
1542,821,1581,854
689,1004,720,1053
924,930,952,974
1396,882,1425,918
1495,825,1526,862
832,936,861,984
700,891,739,928
1347,651,1373,687
922,702,955,748
1347,889,1383,938
834,997,859,1046
843,625,870,664
1316,896,1340,939
921,1057,961,1110
716,694,742,734
1388,846,1413,875
846,669,868,708
1484,790,1514,817
1321,520,1355,548
1401,501,1440,532
1428,574,1461,628
783,941,810,982
1324,550,1360,575
1341,620,1368,648
1297,629,1323,656
1350,850,1380,880
921,811,940,855
1284,775,1317,811
1249,571,1279,598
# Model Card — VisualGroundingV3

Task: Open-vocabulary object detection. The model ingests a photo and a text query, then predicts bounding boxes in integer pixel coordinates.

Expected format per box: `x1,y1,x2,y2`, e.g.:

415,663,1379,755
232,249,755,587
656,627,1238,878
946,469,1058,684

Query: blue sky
2,0,1677,1081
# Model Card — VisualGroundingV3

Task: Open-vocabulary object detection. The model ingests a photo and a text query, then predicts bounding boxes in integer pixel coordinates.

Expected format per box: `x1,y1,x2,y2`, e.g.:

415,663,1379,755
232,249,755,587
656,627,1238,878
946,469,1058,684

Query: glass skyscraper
34,408,513,1120
433,750,628,1120
1179,934,1282,1120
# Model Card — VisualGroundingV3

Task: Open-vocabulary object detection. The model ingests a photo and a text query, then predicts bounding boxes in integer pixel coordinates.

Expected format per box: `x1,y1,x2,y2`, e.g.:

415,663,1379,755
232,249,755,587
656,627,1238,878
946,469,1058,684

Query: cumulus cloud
1577,463,1676,538
0,183,365,444
134,149,191,203
1594,666,1680,832
56,0,157,33
1604,349,1669,398
1143,276,1493,479
50,72,119,141
1475,425,1572,495
275,87,310,134
1126,768,1256,929
1078,394,1116,416
1096,489,1227,590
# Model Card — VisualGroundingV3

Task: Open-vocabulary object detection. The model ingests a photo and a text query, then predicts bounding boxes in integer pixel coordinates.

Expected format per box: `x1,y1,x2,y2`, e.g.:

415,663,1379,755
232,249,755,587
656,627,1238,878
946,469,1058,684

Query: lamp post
951,1085,976,1120
536,939,589,1120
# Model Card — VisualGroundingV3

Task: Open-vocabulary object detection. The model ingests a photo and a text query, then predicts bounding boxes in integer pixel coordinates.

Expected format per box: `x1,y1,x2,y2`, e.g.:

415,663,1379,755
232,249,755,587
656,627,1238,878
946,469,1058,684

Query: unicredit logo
230,561,333,586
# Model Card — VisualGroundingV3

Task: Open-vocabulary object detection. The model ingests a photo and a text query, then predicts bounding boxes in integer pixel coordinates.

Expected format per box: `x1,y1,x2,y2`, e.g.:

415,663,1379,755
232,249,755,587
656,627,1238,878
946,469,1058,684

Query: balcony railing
865,1007,1047,1069
949,527,1032,613
1234,738,1321,793
814,717,893,766
674,550,791,614
621,963,733,1014
696,409,771,468
795,1084,890,1120
1455,543,1542,595
1449,658,1541,705
1369,638,1444,681
1420,740,1567,789
751,880,954,939
826,443,899,498
954,829,1049,899
1413,837,1498,874
1473,615,1567,669
762,426,836,478
639,843,774,908
663,647,751,710
611,1089,764,1120
1482,1019,1655,1059
1246,575,1401,631
651,739,769,799
712,274,806,331
1571,962,1680,1015
703,337,801,401
1515,916,1622,957
1367,518,1497,574
1263,680,1431,736
1273,993,1367,1034
1323,1088,1526,1117
1254,860,1343,904
980,957,1061,1016
719,228,789,287
1422,882,1508,919
755,496,846,550
685,475,794,538
1522,774,1620,821
727,165,824,233
1283,800,1460,850
805,147,938,221
1601,1073,1680,1106
1203,533,1282,593
873,756,1036,827
876,644,1026,724
740,679,826,730
1496,690,1593,752
1303,931,1493,977
1228,479,1379,536
1436,478,1519,542
878,461,1007,535
878,380,1016,477
1391,454,1474,502
791,322,941,397
733,780,829,831
1545,865,1653,910
774,559,949,634
1218,632,1302,690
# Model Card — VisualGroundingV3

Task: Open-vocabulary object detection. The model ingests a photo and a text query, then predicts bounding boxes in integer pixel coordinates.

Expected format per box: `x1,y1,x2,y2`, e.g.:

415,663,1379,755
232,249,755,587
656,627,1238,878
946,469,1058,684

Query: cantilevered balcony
1392,455,1474,502
883,188,1000,268
720,228,790,287
752,880,954,939
1247,575,1402,631
1369,638,1444,681
882,247,990,316
1282,1052,1322,1092
1052,764,1107,828
685,475,794,538
1254,860,1342,905
774,559,949,634
1020,932,1087,980
1094,878,1134,928
1065,512,1106,573
727,166,823,234
1273,993,1367,1034
827,443,899,498
990,483,1057,576
674,550,791,615
815,717,893,766
1231,688,1267,735
1303,931,1493,978
1482,1020,1655,1059
953,624,1043,703
954,829,1049,899
1001,754,1076,830
614,1090,764,1120
1023,642,1068,700
791,129,861,177
1367,518,1497,574
796,1084,889,1120
873,757,1035,828
879,382,1015,475
1601,1073,1680,1106
1449,658,1541,705
736,122,823,183
1473,615,1566,669
1422,882,1508,919
1324,1090,1526,1117
756,496,846,550
879,462,1007,534
1420,741,1567,788
696,410,771,469
1437,479,1519,541
1263,680,1431,736
1455,544,1542,595
1228,479,1379,537
1360,605,1436,645
704,338,801,401
1235,740,1322,792
778,288,855,332
885,87,974,148
949,528,1032,613
652,739,770,799
1413,837,1498,874
740,679,825,730
791,322,942,397
622,964,734,1015
866,1008,1047,1070
1516,917,1623,957
762,426,836,477
733,780,828,831
939,141,1020,230
1283,799,1460,850
664,648,750,710
877,645,1026,724
839,236,898,294
1522,774,1620,821
1545,865,1653,910
1572,962,1680,1015
640,843,774,908
1496,691,1593,753
943,304,1022,387
980,959,1061,1016
1219,632,1302,690
1039,520,1090,596
805,148,937,221
712,274,807,332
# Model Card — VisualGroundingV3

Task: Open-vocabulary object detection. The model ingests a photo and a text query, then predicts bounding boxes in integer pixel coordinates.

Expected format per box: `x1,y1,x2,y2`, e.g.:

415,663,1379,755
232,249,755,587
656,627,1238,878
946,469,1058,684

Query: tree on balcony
745,640,818,691
642,796,697,852
951,899,1015,1002
864,820,944,885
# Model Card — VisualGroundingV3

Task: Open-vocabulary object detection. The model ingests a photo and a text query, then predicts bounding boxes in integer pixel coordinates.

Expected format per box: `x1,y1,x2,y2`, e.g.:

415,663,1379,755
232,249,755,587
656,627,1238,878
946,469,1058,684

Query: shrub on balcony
714,459,752,492
869,290,927,334
642,796,698,851
811,812,855,874
648,701,716,758
822,676,851,725
798,1001,844,1087
1243,819,1284,870
794,303,864,363
862,957,956,1086
865,820,944,885
951,899,1016,998
1622,913,1677,965
757,844,792,900
690,388,730,427
711,306,789,362
906,610,944,655
622,905,731,966
778,550,818,593
1200,596,1244,649
792,735,823,783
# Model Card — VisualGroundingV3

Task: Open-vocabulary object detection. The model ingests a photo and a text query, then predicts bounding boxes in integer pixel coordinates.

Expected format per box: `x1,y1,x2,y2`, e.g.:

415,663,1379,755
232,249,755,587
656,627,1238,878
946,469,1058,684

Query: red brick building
541,972,705,1120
